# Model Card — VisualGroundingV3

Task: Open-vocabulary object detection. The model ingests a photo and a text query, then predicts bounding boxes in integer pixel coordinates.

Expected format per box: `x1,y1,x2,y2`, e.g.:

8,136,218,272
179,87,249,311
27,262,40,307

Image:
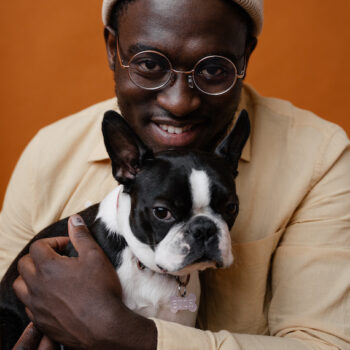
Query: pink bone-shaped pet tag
170,293,197,313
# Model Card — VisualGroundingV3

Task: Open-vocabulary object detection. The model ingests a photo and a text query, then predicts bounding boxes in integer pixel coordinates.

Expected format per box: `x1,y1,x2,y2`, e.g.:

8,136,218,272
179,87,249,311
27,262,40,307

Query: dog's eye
153,207,173,221
226,202,238,216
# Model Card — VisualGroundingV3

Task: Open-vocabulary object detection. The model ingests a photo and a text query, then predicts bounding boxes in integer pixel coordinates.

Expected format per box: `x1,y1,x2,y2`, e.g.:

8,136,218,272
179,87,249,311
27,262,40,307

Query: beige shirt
1,85,349,349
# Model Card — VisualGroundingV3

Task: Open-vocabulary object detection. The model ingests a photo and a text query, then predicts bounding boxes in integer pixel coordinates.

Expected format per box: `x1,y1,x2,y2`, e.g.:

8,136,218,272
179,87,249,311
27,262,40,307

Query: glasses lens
194,56,237,94
129,51,171,89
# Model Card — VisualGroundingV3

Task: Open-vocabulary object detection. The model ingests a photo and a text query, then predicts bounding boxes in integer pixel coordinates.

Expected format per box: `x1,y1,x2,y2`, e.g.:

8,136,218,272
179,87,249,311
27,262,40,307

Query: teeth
159,124,192,134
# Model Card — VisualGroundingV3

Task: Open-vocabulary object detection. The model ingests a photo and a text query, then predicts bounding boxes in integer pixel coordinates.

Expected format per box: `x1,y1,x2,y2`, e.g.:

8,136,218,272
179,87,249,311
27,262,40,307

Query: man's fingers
12,322,42,350
13,276,31,306
68,214,101,256
12,324,58,350
28,236,70,265
17,254,36,281
25,307,35,321
38,335,60,350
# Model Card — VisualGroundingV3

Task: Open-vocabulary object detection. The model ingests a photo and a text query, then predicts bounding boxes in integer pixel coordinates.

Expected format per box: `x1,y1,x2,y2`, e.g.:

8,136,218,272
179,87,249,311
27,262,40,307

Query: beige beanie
102,0,263,36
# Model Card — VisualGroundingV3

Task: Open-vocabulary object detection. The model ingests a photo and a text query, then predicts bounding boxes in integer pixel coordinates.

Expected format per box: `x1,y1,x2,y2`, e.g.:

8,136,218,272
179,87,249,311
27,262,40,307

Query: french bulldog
0,109,250,349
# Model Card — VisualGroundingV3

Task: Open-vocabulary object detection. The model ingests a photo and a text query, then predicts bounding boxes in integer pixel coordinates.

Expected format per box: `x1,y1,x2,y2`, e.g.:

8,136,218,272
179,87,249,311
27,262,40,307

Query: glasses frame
114,36,246,96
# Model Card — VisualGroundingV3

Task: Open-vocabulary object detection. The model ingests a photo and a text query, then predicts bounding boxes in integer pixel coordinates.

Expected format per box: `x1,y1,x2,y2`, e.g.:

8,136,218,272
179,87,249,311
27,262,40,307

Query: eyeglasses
116,38,245,96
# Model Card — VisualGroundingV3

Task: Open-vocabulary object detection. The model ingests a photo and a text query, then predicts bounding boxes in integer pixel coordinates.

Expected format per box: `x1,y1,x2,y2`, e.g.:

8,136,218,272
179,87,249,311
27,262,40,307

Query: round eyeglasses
116,39,245,96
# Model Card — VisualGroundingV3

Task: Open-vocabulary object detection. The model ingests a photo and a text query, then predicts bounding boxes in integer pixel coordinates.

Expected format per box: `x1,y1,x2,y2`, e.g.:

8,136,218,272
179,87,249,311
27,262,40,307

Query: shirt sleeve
152,129,350,350
0,134,40,278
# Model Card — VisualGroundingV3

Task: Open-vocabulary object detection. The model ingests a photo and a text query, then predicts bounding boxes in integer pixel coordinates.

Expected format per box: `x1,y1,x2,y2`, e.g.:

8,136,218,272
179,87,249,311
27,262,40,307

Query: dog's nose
187,216,217,241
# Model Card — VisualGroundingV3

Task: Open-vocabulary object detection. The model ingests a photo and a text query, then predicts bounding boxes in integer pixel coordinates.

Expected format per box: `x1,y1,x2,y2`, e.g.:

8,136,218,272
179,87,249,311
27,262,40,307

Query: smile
150,121,202,148
158,124,193,135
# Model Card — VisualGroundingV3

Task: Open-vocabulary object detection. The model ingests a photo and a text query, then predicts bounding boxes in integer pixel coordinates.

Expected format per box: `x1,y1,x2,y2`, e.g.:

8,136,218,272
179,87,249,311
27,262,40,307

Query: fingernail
71,215,85,227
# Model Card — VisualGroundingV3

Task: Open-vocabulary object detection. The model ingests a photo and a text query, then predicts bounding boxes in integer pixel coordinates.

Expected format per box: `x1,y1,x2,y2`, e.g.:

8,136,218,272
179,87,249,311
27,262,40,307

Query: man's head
103,0,262,153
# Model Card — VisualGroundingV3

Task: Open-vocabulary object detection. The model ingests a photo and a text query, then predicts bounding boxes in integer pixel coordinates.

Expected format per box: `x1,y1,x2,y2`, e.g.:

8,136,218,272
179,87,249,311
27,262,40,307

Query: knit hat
102,0,264,36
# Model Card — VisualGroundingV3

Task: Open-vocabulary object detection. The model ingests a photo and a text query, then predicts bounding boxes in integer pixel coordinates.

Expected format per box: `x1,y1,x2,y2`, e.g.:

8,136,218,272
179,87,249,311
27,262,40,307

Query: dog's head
101,110,250,275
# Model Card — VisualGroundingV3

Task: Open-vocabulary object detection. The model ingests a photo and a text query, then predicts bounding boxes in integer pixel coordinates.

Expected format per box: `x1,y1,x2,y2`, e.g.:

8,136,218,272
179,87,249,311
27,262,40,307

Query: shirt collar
88,86,252,163
88,137,110,162
231,85,251,162
88,100,119,162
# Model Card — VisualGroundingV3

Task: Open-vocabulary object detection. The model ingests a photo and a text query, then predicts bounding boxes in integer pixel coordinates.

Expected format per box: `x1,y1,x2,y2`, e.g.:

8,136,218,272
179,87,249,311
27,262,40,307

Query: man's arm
0,135,40,278
14,215,157,350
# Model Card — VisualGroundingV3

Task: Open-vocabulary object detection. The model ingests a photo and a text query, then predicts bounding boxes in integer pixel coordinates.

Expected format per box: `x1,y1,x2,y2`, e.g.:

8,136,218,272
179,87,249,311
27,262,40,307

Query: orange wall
1,1,349,205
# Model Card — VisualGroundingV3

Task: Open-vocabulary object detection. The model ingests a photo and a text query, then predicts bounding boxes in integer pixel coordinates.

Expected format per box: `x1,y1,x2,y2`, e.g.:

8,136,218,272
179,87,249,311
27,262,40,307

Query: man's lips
149,120,203,147
158,123,193,135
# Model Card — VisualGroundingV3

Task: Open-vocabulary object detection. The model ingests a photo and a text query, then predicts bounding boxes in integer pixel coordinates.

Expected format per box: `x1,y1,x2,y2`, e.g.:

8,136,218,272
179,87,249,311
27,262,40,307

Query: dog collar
136,258,190,292
175,274,191,297
135,258,196,312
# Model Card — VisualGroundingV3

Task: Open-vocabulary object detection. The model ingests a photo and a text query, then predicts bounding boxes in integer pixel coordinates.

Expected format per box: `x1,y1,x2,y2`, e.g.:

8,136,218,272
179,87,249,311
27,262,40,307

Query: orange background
0,1,349,205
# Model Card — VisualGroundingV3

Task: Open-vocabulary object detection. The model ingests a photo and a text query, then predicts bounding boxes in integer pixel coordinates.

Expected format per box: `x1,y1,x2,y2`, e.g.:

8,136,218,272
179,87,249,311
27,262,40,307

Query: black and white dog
0,110,250,349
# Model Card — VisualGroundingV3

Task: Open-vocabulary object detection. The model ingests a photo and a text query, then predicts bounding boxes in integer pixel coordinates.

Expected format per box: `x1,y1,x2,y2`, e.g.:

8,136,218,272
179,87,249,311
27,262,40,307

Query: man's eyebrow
127,43,242,65
214,50,241,63
128,43,160,55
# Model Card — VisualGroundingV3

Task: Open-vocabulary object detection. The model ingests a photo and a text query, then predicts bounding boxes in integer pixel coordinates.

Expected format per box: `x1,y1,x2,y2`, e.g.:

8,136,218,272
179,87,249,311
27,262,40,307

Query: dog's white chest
117,247,200,326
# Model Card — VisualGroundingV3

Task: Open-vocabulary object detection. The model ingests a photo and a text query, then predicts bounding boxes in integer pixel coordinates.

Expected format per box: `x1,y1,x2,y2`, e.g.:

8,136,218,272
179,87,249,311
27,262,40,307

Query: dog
0,109,250,349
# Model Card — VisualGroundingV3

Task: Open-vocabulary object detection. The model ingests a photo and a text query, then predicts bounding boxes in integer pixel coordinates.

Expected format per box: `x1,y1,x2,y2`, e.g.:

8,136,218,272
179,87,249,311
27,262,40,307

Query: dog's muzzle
154,214,232,274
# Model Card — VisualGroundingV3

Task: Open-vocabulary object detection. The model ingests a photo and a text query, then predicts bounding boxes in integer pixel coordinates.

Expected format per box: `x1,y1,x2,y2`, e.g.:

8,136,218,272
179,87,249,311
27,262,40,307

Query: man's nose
156,74,201,117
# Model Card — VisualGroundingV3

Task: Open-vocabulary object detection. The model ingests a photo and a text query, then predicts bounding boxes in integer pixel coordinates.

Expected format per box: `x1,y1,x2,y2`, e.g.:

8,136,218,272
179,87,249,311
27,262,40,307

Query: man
1,0,350,349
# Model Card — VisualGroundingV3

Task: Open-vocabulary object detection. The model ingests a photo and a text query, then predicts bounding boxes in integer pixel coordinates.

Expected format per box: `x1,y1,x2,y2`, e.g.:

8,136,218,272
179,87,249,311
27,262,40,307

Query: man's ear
104,26,117,71
102,110,153,186
245,37,257,62
242,37,257,77
215,109,250,175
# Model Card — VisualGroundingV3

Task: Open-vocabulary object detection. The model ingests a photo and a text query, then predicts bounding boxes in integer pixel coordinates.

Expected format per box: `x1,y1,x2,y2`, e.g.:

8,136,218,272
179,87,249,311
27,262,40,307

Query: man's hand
13,214,157,350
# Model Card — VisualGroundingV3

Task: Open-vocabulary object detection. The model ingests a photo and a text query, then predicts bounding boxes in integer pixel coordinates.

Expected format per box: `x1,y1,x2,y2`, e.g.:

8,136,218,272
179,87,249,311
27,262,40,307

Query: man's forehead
116,0,249,62
117,0,248,34
102,0,264,37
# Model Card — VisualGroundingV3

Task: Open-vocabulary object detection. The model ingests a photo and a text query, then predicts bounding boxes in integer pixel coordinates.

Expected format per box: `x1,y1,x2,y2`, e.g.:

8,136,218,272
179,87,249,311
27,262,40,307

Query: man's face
106,0,252,152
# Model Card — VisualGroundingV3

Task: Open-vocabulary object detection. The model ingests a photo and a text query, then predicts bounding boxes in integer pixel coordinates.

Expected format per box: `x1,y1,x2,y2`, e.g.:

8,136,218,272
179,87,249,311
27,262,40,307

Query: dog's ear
215,109,250,176
102,110,153,185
